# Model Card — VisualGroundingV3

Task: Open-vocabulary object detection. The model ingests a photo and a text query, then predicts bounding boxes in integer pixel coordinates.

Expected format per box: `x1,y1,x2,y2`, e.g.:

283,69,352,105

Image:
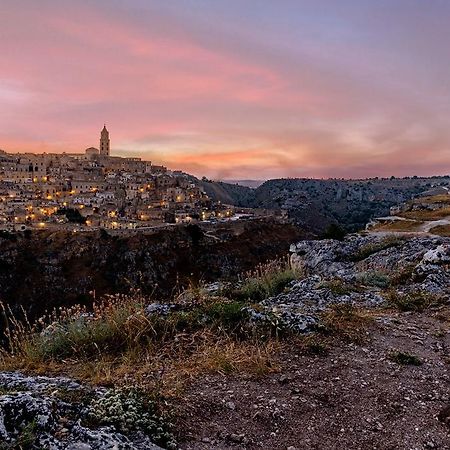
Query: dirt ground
177,308,450,450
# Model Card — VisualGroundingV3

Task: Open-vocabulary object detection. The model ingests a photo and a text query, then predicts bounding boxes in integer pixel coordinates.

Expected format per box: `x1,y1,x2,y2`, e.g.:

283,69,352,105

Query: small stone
279,374,292,384
229,433,244,443
226,401,236,410
66,444,92,450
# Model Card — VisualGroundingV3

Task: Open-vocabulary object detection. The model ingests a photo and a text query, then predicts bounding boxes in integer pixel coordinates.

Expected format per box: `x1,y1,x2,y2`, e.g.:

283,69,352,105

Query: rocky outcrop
247,234,450,331
0,372,166,450
289,234,450,293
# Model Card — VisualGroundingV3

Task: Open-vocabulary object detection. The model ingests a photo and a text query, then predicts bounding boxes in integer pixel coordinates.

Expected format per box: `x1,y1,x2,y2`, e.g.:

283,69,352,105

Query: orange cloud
1,1,450,179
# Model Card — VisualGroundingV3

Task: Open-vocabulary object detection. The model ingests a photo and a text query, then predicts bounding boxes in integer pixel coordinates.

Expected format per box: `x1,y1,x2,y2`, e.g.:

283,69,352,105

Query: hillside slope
204,177,450,233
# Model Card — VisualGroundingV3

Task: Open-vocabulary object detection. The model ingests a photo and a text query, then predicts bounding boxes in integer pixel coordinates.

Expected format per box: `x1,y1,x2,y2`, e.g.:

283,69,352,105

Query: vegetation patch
230,257,301,302
88,387,176,449
0,277,284,395
356,270,390,288
430,224,450,237
389,264,416,286
389,350,422,366
1,294,278,362
399,207,450,221
350,237,404,262
371,220,423,232
317,279,361,295
303,337,329,356
0,420,37,450
387,290,444,312
319,304,373,343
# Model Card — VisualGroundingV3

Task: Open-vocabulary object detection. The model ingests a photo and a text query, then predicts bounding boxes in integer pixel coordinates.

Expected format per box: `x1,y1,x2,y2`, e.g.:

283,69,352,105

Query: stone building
100,125,110,156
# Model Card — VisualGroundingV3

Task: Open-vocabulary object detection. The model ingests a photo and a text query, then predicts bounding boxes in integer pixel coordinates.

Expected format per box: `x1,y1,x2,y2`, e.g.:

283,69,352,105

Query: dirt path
177,309,450,450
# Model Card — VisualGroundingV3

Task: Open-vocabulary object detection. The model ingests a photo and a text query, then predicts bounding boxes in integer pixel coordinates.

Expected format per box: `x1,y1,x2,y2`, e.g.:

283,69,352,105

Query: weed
317,279,360,296
389,264,416,286
233,256,301,302
387,291,444,312
0,420,37,450
389,350,422,366
356,271,390,288
350,237,403,262
304,338,329,356
88,387,176,449
320,304,373,343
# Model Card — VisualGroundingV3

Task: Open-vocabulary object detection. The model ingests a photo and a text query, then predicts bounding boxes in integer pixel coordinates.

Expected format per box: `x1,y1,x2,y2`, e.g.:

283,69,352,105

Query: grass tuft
389,350,422,366
232,256,301,302
320,304,373,343
350,237,404,262
387,290,445,312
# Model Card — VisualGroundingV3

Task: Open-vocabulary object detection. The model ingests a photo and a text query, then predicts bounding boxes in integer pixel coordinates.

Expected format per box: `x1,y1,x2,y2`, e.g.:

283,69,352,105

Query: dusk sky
1,0,450,180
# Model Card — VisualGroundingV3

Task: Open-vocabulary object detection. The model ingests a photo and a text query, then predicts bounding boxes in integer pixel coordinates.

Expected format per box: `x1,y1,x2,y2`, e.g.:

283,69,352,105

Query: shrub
387,291,443,312
317,279,360,295
389,350,422,366
1,294,155,360
389,264,416,286
322,224,347,240
233,257,300,302
88,388,176,449
1,292,276,364
320,304,372,343
0,420,37,450
304,338,329,356
356,271,390,288
350,237,403,262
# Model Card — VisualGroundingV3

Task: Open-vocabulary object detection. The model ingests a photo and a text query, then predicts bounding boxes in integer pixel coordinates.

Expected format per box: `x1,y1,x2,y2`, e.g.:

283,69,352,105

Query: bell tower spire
100,124,110,156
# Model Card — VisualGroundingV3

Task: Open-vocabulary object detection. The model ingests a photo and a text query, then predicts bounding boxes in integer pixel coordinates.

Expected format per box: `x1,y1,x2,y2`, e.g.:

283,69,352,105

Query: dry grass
0,289,283,397
320,304,374,343
350,236,404,261
229,256,302,301
0,256,303,396
430,224,450,237
386,290,445,312
0,332,280,398
399,207,450,221
372,220,423,232
411,195,450,204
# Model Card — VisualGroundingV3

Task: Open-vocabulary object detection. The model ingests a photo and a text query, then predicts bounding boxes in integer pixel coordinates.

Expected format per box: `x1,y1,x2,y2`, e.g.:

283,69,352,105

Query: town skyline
2,0,450,180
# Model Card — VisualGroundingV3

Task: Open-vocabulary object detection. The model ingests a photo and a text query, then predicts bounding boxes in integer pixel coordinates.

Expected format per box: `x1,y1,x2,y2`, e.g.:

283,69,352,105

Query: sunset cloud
1,0,449,179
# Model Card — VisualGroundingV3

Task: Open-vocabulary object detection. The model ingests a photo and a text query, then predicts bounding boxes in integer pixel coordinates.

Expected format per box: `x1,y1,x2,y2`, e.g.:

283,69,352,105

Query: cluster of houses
0,127,234,232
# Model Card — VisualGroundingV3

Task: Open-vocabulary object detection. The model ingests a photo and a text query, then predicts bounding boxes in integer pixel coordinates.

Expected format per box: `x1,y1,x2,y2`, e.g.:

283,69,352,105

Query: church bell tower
100,125,110,156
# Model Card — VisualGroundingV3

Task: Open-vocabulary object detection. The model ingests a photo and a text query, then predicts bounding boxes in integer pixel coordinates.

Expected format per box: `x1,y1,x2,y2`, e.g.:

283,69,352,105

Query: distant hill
199,180,255,206
221,179,266,188
203,176,450,234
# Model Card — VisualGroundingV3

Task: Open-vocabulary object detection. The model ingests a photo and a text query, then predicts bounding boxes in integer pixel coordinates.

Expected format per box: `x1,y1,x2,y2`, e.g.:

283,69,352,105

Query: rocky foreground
0,233,449,449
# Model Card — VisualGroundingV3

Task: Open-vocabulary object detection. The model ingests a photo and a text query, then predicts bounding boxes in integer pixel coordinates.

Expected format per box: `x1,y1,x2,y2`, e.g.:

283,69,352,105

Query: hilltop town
0,127,235,232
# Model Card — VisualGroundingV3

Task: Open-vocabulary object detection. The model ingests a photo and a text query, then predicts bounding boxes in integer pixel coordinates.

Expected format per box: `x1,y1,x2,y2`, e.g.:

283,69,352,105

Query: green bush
389,350,422,366
234,258,299,302
317,279,360,295
387,291,443,312
350,237,403,262
356,271,390,288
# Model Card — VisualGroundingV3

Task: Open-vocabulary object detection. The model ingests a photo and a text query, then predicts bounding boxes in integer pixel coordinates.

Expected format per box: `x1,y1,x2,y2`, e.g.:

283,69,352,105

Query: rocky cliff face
0,219,310,321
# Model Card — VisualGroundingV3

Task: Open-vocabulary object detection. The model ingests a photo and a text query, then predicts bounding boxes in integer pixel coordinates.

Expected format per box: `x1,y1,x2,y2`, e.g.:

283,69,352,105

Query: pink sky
1,0,450,179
